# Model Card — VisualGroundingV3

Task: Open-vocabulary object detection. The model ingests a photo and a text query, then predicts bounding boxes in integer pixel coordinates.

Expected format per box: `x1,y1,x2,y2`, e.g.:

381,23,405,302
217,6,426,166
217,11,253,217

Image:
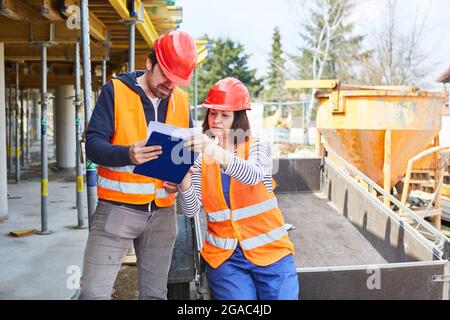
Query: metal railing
324,147,450,260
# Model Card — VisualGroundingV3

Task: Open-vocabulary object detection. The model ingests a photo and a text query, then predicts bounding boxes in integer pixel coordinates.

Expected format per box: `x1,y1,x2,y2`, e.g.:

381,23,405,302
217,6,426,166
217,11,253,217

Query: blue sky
177,0,450,87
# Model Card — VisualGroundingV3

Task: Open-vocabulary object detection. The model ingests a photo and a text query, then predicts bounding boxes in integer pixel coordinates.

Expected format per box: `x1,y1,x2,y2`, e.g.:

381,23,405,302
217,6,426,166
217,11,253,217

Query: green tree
291,0,367,144
294,0,367,82
265,26,286,103
187,35,263,107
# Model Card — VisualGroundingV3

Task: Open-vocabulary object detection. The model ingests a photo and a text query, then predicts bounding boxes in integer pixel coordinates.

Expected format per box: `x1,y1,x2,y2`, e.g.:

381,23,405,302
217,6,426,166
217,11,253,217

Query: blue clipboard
133,122,199,184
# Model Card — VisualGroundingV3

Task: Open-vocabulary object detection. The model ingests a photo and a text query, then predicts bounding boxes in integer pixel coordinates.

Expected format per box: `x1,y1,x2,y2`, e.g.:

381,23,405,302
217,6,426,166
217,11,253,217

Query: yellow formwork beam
107,0,130,19
285,80,339,90
0,0,23,20
196,40,209,65
0,0,44,21
41,0,63,21
167,5,183,18
0,20,79,44
197,50,208,65
108,0,159,47
61,1,107,42
136,0,159,46
110,43,149,50
88,11,108,42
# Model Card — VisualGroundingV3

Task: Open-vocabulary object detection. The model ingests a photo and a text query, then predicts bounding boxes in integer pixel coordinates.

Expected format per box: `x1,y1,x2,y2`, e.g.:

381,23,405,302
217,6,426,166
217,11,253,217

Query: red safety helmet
203,77,251,111
154,31,197,86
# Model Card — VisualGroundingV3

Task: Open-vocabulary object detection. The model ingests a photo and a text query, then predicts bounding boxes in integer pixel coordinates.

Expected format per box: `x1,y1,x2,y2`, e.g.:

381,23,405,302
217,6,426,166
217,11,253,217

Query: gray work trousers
78,200,178,300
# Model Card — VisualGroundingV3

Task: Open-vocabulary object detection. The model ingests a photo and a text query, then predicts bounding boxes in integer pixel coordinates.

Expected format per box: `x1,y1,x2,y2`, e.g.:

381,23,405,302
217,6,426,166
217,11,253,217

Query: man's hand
129,140,162,165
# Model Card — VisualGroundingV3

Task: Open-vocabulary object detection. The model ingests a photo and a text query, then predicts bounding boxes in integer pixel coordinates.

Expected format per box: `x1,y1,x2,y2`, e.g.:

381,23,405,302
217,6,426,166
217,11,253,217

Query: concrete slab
0,174,88,300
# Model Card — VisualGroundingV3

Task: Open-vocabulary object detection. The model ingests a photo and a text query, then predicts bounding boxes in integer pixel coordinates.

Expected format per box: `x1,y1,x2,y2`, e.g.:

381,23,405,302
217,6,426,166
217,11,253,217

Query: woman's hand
129,140,162,165
184,133,216,156
179,167,194,192
185,133,231,169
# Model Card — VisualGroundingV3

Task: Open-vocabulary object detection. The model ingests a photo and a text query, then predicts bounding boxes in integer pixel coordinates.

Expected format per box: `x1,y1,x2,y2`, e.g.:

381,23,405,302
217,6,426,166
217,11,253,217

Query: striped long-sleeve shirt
178,138,273,218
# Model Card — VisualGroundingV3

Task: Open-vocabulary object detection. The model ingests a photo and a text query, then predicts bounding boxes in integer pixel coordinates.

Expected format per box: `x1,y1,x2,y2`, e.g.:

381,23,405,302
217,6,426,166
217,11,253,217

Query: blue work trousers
206,245,299,300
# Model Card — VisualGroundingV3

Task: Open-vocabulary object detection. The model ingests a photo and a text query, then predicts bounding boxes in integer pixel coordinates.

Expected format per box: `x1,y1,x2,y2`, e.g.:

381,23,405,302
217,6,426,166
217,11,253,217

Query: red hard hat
154,31,197,86
203,77,251,111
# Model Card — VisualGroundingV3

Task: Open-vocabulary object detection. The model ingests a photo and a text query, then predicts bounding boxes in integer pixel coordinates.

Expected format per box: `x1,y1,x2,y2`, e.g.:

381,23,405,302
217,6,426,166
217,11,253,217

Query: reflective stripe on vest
205,198,277,223
232,197,278,221
206,208,231,223
98,176,155,194
206,232,238,250
206,226,287,251
240,226,288,251
102,165,135,173
156,188,170,199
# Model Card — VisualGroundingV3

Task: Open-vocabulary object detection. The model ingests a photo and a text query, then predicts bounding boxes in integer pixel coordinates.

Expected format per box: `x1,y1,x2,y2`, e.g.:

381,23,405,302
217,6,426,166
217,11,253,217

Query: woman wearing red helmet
179,77,299,300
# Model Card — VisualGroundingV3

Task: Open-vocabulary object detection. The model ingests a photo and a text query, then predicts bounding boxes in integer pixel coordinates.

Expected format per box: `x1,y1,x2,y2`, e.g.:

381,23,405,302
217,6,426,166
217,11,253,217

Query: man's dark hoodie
85,71,193,210
86,71,193,168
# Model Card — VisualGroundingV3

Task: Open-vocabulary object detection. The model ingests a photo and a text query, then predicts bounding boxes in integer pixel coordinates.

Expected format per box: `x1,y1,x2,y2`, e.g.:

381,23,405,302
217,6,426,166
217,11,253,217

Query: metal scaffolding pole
120,16,140,73
34,90,40,143
7,86,12,172
122,17,140,257
38,44,52,235
20,89,24,168
31,90,35,144
194,68,198,125
25,89,30,163
14,62,20,183
0,42,7,221
101,59,107,86
74,41,85,229
101,37,110,87
81,0,97,227
128,22,135,72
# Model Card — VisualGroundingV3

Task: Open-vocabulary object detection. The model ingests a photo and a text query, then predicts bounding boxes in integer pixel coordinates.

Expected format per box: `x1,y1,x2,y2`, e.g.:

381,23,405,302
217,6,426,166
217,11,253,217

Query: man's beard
153,84,173,99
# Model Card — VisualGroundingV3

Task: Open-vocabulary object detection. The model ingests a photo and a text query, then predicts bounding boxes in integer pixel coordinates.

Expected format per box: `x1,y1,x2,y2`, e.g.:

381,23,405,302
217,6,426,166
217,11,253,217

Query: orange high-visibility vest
97,79,190,207
200,139,295,268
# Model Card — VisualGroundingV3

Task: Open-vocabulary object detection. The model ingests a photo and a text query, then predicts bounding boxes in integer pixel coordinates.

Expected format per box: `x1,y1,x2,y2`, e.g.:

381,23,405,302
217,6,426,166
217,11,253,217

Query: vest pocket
104,206,150,239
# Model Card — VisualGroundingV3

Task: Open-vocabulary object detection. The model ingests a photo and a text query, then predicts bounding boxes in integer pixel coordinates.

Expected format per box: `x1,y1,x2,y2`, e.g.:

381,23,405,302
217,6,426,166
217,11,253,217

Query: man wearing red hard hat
79,31,197,300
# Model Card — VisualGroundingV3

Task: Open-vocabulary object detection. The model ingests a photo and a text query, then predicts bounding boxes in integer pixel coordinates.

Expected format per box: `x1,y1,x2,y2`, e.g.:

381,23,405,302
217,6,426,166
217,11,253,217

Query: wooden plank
0,0,46,21
433,136,441,230
285,79,339,90
41,0,63,21
9,228,36,237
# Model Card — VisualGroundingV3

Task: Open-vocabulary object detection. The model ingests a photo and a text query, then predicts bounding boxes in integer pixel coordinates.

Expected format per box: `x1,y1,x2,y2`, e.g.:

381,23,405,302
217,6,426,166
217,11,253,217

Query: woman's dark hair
147,47,158,69
202,109,251,145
